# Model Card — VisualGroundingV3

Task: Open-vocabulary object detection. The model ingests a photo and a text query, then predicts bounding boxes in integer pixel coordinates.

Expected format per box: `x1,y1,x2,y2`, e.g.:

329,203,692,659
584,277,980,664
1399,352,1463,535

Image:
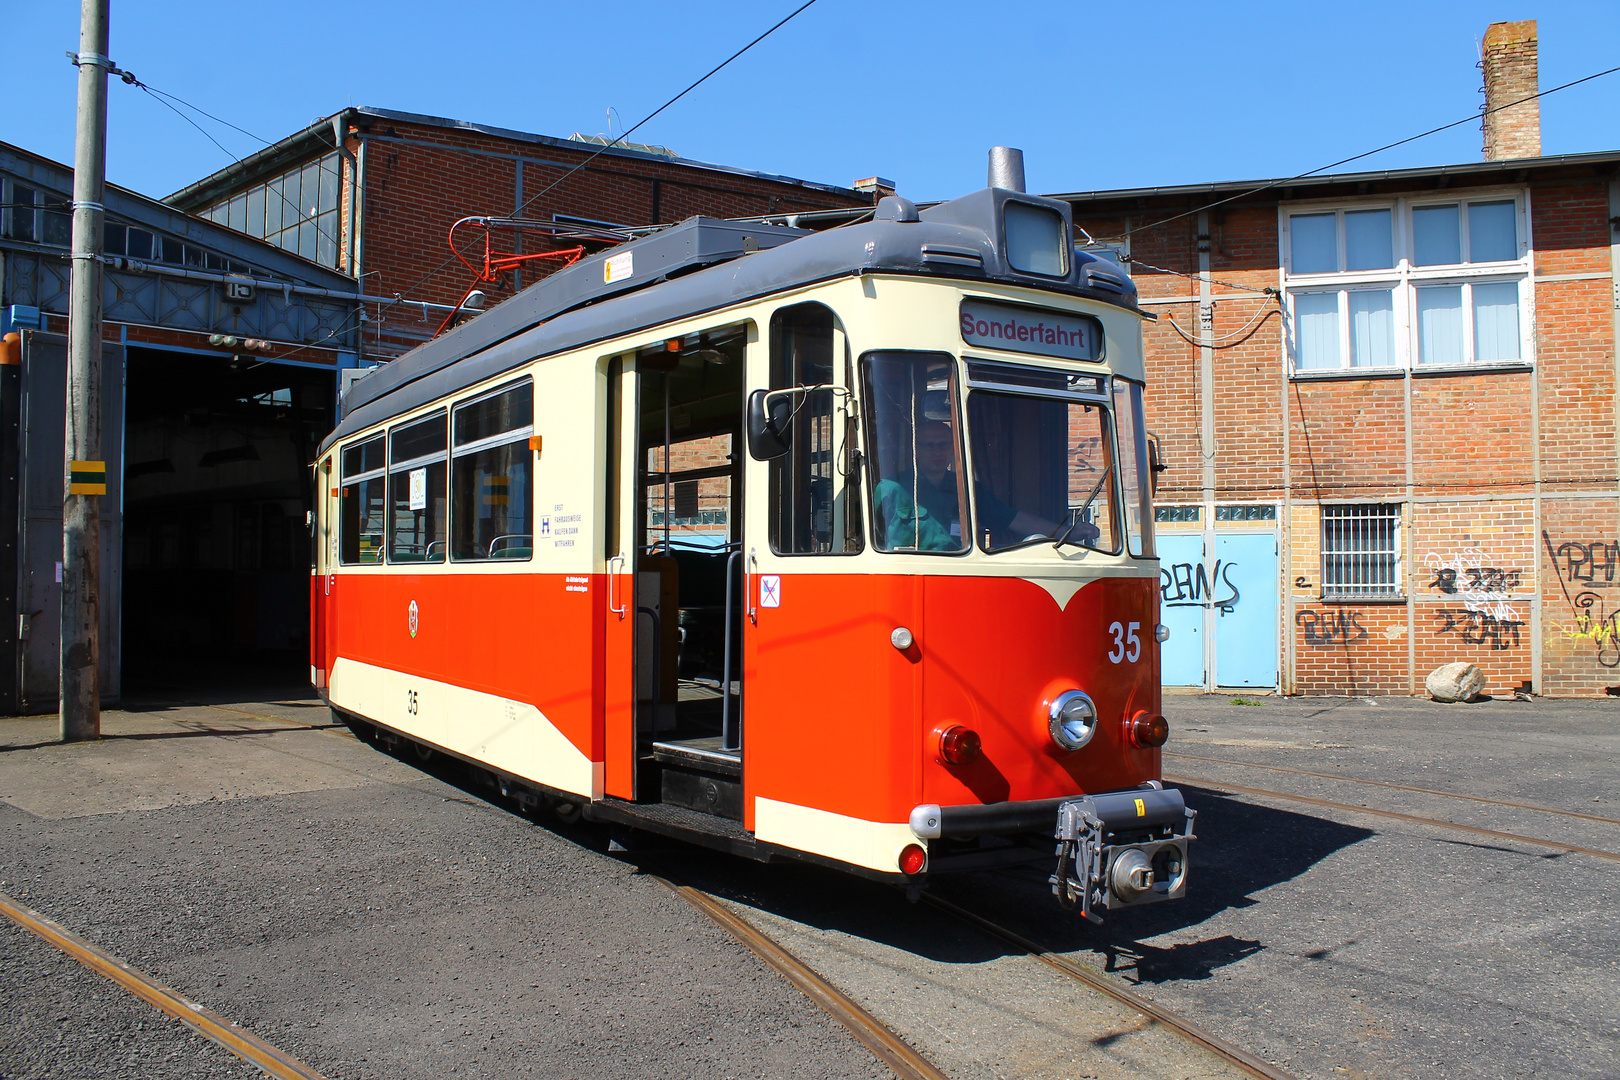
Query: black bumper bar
910,787,1186,840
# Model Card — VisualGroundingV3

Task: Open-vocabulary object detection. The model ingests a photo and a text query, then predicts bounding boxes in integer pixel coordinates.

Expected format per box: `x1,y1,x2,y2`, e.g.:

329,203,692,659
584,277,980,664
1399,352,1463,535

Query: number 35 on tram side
311,150,1194,920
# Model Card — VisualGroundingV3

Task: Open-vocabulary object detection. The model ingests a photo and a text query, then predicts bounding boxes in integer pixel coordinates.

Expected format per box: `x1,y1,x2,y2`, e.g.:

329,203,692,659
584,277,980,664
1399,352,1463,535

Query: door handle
608,555,627,617
747,547,758,624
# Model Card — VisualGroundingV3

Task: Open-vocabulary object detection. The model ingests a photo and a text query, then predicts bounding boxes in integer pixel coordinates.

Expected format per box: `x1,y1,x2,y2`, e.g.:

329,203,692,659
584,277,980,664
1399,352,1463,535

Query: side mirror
746,389,792,460
1147,436,1166,496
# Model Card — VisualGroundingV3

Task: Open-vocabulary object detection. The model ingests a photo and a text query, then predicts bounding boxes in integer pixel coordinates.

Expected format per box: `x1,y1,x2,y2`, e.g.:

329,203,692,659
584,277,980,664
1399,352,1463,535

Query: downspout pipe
329,113,360,278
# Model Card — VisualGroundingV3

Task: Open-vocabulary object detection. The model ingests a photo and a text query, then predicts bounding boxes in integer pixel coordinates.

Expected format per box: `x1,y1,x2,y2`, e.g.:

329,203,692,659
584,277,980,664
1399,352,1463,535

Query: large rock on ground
1426,662,1487,702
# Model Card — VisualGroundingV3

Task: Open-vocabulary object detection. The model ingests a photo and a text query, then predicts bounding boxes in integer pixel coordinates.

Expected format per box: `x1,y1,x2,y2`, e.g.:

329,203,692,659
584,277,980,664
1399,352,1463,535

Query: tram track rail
1166,751,1620,825
655,877,948,1080
0,890,328,1080
920,892,1298,1080
1165,774,1620,862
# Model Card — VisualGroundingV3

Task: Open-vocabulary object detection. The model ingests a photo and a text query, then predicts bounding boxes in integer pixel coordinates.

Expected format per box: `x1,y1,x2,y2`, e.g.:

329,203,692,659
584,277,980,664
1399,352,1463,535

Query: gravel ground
0,709,887,1080
929,695,1620,1080
0,918,259,1080
3,693,1614,1080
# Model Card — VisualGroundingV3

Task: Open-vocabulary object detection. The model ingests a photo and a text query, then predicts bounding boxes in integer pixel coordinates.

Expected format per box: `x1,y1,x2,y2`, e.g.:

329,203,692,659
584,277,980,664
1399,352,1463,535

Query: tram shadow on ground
651,784,1375,982
414,737,1374,983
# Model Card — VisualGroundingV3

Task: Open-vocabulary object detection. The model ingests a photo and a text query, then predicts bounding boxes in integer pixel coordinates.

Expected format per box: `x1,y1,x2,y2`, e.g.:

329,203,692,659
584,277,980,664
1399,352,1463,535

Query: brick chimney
1481,20,1541,160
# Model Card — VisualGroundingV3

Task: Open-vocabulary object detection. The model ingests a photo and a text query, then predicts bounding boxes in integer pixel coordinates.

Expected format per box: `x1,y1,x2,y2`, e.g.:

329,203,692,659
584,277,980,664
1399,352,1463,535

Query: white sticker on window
604,251,633,284
408,468,427,510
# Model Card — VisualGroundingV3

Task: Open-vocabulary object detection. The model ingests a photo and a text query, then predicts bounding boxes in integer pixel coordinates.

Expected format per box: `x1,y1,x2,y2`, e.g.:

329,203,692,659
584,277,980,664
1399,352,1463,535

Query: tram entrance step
651,736,741,776
652,737,743,821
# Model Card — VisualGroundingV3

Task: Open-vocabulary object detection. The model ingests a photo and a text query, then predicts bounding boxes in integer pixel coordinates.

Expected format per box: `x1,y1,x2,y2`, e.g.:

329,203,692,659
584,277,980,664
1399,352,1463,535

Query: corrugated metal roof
166,106,866,210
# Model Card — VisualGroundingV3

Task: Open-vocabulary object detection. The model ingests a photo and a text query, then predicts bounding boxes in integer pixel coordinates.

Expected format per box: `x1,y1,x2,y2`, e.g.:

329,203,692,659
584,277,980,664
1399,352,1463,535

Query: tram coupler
1050,787,1196,921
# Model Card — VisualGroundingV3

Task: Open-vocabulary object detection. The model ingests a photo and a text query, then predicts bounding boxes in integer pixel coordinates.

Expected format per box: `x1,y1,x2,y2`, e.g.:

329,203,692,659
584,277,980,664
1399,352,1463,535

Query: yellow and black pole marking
0,891,329,1080
68,459,106,496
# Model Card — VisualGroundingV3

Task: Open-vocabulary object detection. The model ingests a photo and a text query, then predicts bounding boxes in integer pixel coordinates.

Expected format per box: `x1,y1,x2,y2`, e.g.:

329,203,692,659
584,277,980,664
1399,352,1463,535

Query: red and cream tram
311,149,1194,919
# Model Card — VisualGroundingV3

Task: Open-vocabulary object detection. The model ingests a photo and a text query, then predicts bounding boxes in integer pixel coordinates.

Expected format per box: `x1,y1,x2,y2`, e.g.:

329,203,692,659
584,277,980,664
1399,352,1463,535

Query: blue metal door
1156,534,1205,687
1213,533,1278,688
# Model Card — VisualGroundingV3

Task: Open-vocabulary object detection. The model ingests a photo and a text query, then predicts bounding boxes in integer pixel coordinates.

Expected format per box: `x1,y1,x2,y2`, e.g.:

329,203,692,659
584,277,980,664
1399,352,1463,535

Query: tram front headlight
1048,690,1098,751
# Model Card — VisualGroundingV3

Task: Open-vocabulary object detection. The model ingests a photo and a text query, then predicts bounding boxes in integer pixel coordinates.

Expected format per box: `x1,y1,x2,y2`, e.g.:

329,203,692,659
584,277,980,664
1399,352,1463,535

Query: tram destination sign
959,300,1102,363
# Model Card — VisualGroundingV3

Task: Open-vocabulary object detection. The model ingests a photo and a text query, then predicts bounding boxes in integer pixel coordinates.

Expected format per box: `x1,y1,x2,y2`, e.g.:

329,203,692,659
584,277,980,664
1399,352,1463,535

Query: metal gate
13,332,123,712
1157,518,1278,691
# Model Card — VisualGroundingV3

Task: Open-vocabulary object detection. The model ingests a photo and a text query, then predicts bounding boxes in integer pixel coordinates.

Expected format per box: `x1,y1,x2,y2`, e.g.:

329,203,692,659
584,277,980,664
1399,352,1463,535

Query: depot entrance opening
120,348,333,694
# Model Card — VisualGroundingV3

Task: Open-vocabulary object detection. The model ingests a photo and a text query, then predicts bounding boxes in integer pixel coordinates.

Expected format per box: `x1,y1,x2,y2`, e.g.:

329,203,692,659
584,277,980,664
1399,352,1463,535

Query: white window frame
1279,189,1534,375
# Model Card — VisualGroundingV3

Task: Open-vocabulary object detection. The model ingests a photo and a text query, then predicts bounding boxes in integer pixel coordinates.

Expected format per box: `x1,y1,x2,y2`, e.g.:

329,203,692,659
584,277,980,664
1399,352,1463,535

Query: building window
1155,505,1200,523
1321,504,1401,599
1281,194,1529,373
1215,504,1276,522
3,182,70,247
200,151,344,269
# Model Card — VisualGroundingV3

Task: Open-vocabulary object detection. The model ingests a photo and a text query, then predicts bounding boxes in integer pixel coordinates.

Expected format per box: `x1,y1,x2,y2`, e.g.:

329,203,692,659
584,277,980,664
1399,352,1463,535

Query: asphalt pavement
0,691,1615,1080
0,700,886,1080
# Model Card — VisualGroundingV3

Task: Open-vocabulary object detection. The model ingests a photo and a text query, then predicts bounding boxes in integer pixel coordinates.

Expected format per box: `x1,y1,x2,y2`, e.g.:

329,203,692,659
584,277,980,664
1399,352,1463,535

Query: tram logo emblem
760,575,781,609
539,516,551,537
408,600,419,638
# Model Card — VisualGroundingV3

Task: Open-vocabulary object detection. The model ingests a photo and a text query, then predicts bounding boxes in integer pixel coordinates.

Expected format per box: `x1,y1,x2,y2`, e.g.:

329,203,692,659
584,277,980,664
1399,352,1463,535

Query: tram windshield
966,387,1119,554
863,352,1126,555
863,352,970,553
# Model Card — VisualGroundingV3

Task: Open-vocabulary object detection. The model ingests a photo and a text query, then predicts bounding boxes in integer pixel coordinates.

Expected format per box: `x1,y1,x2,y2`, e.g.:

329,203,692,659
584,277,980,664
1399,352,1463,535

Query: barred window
1322,504,1401,598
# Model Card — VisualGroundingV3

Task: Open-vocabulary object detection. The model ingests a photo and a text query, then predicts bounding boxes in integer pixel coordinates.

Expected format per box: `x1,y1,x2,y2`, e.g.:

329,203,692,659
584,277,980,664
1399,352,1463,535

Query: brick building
0,140,362,710
164,107,873,363
1053,20,1620,697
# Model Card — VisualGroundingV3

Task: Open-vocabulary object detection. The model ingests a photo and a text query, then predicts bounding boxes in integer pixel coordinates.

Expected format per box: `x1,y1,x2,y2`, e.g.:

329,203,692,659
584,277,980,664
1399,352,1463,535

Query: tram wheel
412,741,437,763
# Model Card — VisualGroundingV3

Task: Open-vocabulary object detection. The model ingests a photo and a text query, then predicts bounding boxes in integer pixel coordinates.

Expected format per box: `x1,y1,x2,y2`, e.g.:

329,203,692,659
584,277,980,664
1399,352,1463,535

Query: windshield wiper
1054,472,1110,549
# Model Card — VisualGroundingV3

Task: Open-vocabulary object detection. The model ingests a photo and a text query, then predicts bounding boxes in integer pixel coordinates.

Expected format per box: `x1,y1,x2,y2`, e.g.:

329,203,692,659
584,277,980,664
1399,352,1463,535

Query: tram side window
388,411,448,563
339,435,386,564
1111,379,1154,558
768,303,862,555
451,380,534,560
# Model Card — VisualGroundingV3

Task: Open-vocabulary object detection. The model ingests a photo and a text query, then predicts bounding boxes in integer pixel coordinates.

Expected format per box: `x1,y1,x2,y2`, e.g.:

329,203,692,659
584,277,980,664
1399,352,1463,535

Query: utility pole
61,0,110,742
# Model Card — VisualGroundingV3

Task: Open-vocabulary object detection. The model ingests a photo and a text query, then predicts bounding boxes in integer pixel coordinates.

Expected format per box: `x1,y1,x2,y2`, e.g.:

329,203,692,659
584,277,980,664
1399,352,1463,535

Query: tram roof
321,189,1142,453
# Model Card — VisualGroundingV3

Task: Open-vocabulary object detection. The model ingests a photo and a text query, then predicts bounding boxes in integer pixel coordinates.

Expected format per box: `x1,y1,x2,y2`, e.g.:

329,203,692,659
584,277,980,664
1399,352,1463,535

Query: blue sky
9,1,1620,205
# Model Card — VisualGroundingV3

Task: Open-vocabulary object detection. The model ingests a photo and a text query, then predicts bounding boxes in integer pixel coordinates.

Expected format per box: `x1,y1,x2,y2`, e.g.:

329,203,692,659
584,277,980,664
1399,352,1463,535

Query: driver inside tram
875,420,1062,551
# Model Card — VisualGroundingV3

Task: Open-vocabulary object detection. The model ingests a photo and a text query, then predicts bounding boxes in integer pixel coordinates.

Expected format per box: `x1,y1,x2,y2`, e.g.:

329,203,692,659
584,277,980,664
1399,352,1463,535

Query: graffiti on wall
1543,530,1620,668
1296,608,1366,646
1160,559,1240,613
1422,547,1526,648
1433,609,1522,650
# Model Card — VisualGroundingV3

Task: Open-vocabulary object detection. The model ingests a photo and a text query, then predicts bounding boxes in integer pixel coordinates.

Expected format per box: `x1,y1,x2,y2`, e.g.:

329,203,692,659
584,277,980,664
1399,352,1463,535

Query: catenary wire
274,0,825,362
128,81,344,259
1160,304,1280,349
507,0,822,222
1097,64,1620,242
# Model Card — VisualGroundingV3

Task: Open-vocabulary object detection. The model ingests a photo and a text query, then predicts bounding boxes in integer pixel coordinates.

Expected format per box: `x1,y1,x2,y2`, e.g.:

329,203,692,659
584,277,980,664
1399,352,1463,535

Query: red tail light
936,725,981,766
1127,712,1170,749
899,843,927,876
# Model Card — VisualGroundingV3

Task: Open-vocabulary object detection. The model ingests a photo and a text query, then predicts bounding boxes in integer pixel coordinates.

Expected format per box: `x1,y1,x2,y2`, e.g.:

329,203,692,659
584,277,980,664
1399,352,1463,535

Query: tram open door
603,324,750,815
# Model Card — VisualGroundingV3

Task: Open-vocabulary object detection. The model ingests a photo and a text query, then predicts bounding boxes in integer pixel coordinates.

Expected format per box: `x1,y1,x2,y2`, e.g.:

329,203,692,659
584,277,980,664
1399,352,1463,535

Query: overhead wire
126,79,345,258
275,0,826,361
1102,63,1620,242
507,0,821,221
